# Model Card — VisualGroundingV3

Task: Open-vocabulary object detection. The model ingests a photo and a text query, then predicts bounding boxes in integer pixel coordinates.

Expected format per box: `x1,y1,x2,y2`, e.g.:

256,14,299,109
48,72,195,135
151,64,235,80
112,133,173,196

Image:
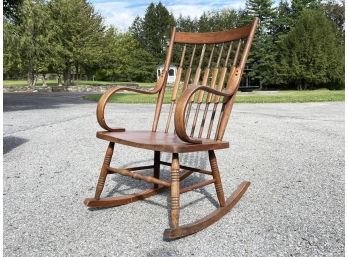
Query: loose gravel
3,93,344,257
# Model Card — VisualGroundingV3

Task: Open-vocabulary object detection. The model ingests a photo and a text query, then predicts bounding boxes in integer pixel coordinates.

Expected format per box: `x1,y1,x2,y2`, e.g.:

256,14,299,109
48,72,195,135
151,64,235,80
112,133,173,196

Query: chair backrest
152,17,259,142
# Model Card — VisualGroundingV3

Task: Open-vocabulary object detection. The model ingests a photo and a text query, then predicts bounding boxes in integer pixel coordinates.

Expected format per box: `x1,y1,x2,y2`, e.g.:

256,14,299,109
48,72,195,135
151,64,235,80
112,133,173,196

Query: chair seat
96,131,229,153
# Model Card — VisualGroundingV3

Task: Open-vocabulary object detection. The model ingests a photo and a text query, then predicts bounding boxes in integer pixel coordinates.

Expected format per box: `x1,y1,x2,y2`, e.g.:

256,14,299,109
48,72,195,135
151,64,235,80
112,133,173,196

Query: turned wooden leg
154,151,161,189
208,150,226,207
94,142,114,199
170,153,180,228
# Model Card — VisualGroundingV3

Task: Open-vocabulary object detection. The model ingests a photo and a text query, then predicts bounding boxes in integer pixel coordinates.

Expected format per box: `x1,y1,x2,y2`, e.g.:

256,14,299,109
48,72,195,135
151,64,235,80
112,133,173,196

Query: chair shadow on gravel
89,152,220,211
3,136,29,154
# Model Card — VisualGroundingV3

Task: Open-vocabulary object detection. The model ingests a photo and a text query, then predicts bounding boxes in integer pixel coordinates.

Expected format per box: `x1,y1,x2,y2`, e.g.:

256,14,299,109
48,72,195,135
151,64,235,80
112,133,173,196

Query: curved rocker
163,181,250,240
84,186,167,208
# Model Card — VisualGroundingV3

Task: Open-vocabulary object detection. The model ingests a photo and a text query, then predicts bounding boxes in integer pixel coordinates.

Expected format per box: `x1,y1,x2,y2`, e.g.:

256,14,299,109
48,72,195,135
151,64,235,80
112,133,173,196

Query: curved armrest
97,86,159,131
174,85,234,144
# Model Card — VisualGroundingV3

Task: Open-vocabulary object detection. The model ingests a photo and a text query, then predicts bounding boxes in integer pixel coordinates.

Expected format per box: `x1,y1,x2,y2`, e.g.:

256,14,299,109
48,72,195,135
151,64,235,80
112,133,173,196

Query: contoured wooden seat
96,131,229,152
85,18,259,239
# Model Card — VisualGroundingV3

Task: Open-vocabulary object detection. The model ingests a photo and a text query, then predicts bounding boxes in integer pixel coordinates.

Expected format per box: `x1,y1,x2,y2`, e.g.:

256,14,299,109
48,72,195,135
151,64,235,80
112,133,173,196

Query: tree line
3,0,345,89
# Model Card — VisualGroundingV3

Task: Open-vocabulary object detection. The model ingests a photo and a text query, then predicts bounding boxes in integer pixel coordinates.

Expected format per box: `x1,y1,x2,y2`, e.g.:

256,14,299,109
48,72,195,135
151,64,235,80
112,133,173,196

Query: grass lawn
84,89,345,104
3,80,344,103
3,80,155,87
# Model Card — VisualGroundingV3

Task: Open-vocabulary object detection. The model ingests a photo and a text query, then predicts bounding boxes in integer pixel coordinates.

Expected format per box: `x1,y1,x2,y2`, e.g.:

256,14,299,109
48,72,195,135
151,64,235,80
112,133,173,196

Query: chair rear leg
170,153,180,228
153,151,161,189
94,142,115,199
208,150,226,207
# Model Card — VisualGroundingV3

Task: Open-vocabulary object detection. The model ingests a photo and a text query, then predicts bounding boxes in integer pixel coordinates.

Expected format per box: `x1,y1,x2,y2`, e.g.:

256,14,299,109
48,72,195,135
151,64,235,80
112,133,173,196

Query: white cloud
93,2,147,31
166,2,245,19
167,4,210,19
222,2,246,10
92,0,248,31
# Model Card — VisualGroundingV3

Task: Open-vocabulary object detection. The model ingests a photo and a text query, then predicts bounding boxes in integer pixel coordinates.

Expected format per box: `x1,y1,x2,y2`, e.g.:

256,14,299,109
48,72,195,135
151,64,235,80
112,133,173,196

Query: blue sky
90,0,249,31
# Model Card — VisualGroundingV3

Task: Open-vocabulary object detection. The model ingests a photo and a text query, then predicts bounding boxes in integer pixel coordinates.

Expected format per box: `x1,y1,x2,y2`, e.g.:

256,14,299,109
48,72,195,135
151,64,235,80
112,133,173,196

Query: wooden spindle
185,44,206,134
152,27,176,132
213,40,243,140
226,39,242,90
217,19,259,140
189,45,214,137
179,45,196,133
206,42,233,138
165,44,186,133
198,44,224,138
183,45,196,91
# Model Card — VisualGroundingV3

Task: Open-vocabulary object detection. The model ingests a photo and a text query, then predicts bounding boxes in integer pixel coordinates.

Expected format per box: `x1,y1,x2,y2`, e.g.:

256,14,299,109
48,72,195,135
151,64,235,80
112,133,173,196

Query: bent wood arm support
174,85,234,144
97,86,161,131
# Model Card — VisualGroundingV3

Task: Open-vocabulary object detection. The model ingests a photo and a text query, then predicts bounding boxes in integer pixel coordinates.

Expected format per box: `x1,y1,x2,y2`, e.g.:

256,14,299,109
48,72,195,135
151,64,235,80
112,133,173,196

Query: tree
197,9,242,32
176,15,198,32
246,0,275,31
245,0,276,89
3,0,23,23
280,9,344,89
48,0,106,86
270,0,292,36
5,0,52,87
3,21,21,79
291,0,321,17
129,2,175,61
323,0,345,35
95,33,157,82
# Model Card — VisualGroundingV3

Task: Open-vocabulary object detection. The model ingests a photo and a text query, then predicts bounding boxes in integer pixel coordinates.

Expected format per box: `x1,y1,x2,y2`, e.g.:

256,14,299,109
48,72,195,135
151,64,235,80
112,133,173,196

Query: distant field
3,80,344,103
84,89,345,104
3,80,155,87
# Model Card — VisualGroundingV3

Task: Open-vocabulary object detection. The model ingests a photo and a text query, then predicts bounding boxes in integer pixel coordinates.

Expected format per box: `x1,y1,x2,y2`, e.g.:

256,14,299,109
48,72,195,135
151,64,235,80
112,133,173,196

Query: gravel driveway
3,93,344,256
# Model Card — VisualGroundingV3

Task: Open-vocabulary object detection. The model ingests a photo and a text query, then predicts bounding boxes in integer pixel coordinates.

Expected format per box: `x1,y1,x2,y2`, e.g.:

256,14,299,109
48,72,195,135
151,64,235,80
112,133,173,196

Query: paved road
3,93,345,256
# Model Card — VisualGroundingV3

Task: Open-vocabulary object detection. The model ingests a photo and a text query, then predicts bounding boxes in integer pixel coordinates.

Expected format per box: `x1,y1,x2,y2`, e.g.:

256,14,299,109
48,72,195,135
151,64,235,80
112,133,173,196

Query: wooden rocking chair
84,18,259,239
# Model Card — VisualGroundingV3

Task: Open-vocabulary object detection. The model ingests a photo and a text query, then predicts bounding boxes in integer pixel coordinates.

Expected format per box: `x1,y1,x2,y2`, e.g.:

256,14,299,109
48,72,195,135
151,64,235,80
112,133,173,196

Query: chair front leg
170,153,180,228
208,150,226,207
94,142,115,199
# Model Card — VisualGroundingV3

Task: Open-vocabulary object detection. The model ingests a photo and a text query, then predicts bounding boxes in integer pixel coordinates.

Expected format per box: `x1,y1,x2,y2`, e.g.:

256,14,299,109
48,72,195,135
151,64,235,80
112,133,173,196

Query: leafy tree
3,0,23,23
4,0,52,87
129,16,145,44
3,21,21,79
246,0,275,30
270,0,292,36
197,13,210,32
130,2,175,61
176,15,198,32
323,0,345,35
95,33,157,82
48,0,105,86
280,9,344,89
245,0,275,89
291,0,321,17
197,9,242,32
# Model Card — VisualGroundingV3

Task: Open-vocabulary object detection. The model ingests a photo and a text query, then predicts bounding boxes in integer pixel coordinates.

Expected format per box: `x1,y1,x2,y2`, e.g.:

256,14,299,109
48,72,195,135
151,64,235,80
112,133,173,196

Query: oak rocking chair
84,18,259,239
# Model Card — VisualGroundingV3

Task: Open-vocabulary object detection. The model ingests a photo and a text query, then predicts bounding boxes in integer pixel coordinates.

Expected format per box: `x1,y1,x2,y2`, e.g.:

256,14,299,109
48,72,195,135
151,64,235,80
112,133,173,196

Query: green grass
84,89,344,104
3,80,344,103
3,80,30,86
3,80,155,87
85,92,172,103
236,89,345,103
